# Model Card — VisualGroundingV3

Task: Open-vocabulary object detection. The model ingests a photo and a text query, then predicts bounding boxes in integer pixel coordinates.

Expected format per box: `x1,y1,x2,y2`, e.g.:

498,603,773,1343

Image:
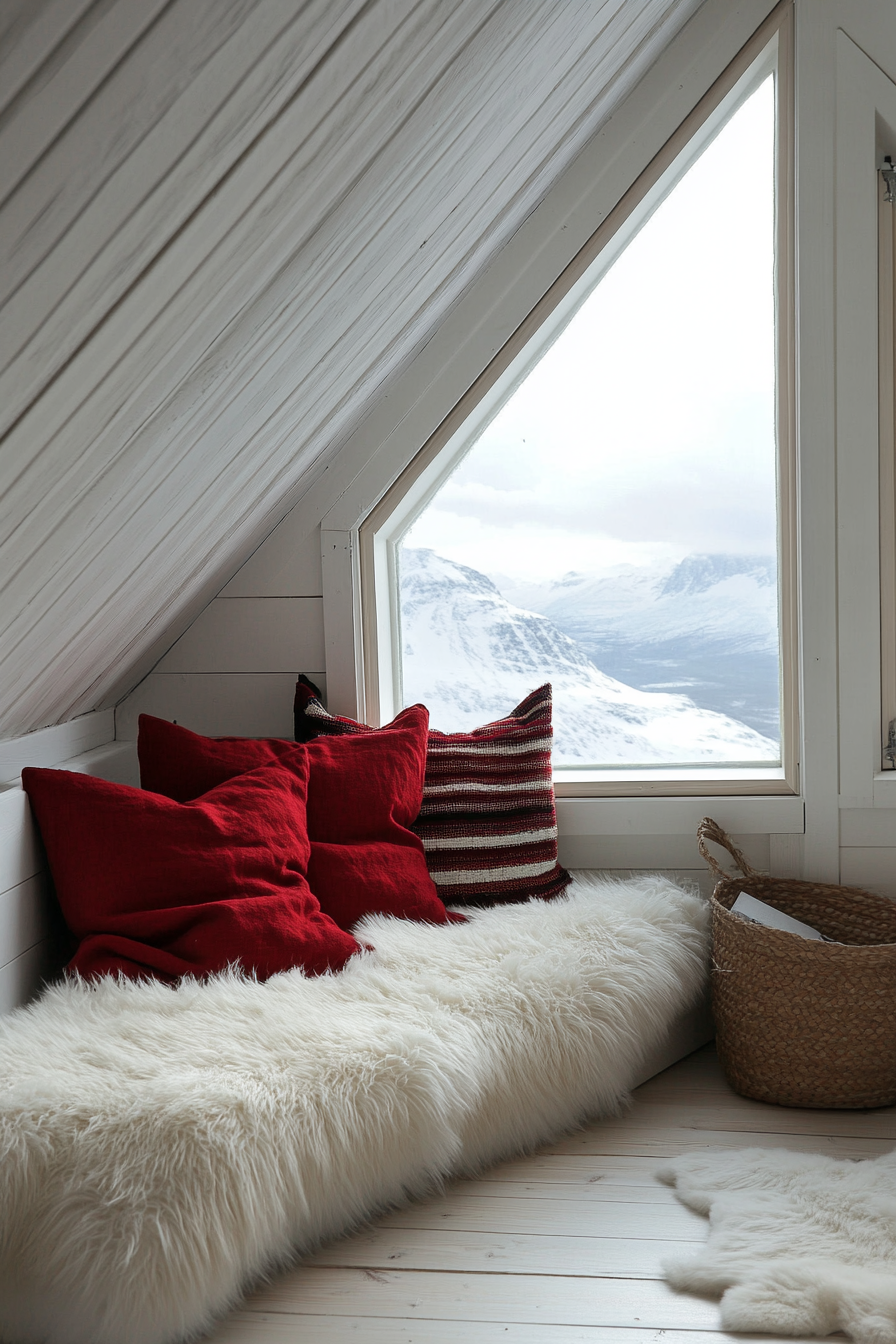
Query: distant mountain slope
496,553,780,737
399,549,779,765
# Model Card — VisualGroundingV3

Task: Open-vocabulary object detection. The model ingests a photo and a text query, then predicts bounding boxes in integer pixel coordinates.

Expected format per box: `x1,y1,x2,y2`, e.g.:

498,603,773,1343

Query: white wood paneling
792,5,842,879
308,1229,700,1277
0,0,171,204
0,0,367,379
834,36,896,809
444,1178,680,1204
4,0,895,899
557,834,770,873
0,788,43,896
840,808,896,846
212,1321,802,1344
322,529,364,722
0,709,113,782
0,941,52,1016
208,1042,890,1342
64,741,140,787
0,875,50,972
768,830,803,878
304,0,895,881
129,519,326,736
0,744,136,904
0,734,141,1014
246,1269,721,1330
375,1196,706,1240
0,0,704,740
155,598,325,674
839,847,896,898
0,1,96,116
317,0,782,720
544,1126,892,1161
555,795,804,836
565,866,713,903
220,520,323,598
115,673,314,741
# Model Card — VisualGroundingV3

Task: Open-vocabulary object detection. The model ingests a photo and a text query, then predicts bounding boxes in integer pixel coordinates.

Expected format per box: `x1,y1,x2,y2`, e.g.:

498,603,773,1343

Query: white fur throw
0,874,707,1344
659,1148,896,1343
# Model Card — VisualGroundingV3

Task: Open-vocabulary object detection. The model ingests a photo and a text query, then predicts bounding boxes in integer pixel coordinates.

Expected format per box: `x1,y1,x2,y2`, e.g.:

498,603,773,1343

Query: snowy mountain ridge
399,548,779,765
494,552,780,737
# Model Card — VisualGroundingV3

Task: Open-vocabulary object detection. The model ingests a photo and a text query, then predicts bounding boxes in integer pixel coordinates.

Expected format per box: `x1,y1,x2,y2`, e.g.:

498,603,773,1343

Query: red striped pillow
294,680,570,906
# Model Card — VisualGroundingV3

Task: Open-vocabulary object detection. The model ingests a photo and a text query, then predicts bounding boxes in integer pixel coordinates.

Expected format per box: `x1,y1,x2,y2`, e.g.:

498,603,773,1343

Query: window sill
556,790,804,837
553,766,794,797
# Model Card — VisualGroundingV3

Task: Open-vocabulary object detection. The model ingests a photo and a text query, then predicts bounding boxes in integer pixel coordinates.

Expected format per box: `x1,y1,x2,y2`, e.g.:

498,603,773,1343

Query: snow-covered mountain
496,553,779,738
398,548,779,765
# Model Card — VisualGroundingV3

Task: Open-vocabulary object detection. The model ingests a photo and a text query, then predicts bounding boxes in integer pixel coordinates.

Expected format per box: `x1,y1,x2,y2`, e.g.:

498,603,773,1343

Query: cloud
405,78,778,581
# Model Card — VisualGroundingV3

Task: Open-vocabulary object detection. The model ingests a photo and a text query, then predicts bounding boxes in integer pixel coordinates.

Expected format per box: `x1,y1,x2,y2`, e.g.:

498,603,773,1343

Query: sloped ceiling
0,0,704,739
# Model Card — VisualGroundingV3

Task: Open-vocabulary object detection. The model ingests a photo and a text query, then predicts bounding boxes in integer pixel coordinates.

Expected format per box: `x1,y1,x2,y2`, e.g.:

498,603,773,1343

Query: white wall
117,508,786,885
0,0,703,743
6,0,896,1016
3,506,331,1013
117,0,896,905
0,715,137,1011
116,516,326,739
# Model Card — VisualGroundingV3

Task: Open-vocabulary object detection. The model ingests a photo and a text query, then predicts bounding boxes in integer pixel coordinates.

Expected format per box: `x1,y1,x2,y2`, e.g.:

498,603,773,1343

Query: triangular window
361,30,794,788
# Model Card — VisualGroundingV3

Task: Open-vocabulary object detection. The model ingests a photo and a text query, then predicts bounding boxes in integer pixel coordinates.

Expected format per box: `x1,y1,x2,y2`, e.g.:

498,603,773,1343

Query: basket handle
697,816,761,883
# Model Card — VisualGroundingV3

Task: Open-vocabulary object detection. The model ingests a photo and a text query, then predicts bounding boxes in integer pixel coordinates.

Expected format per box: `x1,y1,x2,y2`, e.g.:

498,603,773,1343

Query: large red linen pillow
137,706,460,931
293,680,571,906
21,759,360,984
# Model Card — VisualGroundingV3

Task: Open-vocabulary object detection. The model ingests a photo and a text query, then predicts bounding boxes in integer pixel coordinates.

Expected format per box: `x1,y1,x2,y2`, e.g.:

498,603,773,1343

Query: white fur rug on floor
659,1148,896,1343
0,873,706,1344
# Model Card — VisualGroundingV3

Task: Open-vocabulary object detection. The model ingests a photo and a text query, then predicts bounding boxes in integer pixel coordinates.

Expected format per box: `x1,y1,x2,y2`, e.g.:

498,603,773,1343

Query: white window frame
836,30,896,812
880,176,896,775
309,0,896,872
879,135,896,780
357,16,796,799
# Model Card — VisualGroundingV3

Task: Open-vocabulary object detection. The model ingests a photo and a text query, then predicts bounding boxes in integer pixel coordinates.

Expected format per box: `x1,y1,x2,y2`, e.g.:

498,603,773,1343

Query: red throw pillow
21,759,360,984
294,680,571,906
137,707,460,931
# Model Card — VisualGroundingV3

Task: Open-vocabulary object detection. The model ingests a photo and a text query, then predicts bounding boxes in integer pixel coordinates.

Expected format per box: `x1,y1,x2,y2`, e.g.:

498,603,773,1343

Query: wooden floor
206,1045,895,1343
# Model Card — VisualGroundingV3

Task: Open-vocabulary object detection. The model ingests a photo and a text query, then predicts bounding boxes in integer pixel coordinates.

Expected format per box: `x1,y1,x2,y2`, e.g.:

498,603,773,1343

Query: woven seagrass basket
698,817,896,1109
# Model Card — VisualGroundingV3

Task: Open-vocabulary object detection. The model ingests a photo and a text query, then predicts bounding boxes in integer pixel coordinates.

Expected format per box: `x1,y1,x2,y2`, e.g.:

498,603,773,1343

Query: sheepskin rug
660,1148,896,1343
0,873,708,1344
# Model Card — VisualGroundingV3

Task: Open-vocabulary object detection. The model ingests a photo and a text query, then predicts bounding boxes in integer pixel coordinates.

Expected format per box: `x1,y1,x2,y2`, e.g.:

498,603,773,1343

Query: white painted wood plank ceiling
0,0,703,738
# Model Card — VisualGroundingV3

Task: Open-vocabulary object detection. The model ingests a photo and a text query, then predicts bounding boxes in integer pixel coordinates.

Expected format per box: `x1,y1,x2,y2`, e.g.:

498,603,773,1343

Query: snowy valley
398,548,780,766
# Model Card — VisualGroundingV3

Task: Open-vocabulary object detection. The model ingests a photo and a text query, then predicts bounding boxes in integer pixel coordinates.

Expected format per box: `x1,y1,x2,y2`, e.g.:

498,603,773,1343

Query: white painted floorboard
204,1045,892,1341
211,1324,825,1344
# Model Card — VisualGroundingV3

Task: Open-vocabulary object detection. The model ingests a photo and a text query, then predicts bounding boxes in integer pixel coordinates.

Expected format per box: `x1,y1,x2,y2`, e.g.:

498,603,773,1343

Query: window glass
398,77,779,769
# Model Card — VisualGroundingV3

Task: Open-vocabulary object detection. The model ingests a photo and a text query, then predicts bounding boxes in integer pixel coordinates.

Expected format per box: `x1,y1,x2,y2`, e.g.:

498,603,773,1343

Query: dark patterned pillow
294,678,570,906
294,675,369,741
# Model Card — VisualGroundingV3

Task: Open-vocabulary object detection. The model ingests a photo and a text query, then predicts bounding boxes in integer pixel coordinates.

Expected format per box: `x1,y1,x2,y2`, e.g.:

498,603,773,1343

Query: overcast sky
404,76,777,583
